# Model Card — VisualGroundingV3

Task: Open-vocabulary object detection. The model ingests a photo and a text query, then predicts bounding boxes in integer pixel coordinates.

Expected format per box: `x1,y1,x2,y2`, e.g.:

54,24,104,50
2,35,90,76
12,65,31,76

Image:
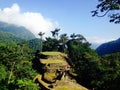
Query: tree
70,33,77,39
59,33,68,52
76,34,86,41
51,28,60,39
0,42,39,90
92,0,120,23
29,38,41,51
67,34,103,89
0,64,7,81
43,37,60,51
38,32,45,52
98,53,120,90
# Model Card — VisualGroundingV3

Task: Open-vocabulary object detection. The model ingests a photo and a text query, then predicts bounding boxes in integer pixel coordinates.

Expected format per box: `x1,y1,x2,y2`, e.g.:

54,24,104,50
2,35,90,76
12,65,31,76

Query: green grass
54,87,85,90
40,51,67,65
40,59,67,64
42,51,62,56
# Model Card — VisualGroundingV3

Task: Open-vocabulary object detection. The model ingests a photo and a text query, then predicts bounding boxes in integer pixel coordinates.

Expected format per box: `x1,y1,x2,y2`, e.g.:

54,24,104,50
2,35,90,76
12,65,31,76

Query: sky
0,0,120,49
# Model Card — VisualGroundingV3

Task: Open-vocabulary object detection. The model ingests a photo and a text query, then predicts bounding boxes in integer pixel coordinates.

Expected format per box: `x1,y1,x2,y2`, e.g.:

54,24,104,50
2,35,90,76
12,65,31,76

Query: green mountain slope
0,21,35,40
96,38,120,56
0,30,24,43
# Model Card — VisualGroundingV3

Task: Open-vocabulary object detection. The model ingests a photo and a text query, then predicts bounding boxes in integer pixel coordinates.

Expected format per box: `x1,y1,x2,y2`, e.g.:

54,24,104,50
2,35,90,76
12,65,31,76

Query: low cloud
0,3,58,37
86,36,116,49
87,37,115,44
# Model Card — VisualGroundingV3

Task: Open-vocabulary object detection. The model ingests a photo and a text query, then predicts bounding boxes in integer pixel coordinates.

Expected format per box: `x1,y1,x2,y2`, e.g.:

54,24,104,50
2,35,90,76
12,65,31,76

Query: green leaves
93,0,120,23
0,42,39,89
43,37,60,51
17,79,39,90
0,64,7,81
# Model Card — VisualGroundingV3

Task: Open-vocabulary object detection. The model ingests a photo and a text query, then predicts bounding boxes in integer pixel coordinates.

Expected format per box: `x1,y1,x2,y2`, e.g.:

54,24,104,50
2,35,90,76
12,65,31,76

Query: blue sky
0,0,120,48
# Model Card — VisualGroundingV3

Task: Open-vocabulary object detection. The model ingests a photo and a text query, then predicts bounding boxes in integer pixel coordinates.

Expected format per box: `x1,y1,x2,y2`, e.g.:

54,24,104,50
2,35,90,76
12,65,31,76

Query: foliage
0,30,24,44
98,53,120,90
0,64,7,81
67,34,90,67
92,0,120,23
17,79,39,90
1,25,120,90
66,33,120,89
28,38,41,51
51,28,60,39
0,42,39,90
0,21,35,40
59,33,69,52
66,35,100,88
43,37,60,51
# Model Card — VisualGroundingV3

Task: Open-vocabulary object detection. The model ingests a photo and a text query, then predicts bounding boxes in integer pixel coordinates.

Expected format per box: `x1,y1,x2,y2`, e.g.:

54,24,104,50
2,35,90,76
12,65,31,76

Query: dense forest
1,27,120,90
1,0,120,89
0,42,39,90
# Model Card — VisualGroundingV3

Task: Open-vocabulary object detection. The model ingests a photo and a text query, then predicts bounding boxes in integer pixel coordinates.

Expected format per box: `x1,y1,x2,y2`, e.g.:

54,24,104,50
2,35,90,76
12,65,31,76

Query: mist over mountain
0,21,35,40
96,38,120,56
90,43,100,49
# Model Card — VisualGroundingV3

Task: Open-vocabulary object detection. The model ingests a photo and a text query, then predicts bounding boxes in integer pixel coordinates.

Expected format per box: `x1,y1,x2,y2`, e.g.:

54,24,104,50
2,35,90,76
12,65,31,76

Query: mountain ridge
0,30,24,44
96,38,120,56
0,21,35,40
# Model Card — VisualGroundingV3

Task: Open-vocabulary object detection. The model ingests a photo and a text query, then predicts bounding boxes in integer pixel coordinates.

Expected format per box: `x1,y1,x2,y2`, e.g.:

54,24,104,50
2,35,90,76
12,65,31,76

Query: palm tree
70,33,77,39
51,28,60,39
70,33,86,42
38,32,45,52
60,33,68,52
76,34,87,42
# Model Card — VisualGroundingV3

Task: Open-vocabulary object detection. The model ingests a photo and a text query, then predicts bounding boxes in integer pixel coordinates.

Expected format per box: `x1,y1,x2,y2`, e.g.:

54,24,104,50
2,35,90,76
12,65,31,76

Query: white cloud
87,36,116,44
0,3,58,37
3,3,19,13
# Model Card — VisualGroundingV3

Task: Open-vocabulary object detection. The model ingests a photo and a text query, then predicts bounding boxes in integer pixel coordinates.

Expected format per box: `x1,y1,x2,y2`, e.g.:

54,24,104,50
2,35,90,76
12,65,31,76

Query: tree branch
96,9,110,17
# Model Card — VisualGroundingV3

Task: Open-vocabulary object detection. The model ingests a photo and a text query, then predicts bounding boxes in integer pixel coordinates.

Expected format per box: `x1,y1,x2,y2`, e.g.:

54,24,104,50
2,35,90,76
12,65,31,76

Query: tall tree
70,33,77,39
42,37,60,51
67,34,101,89
92,0,120,23
59,33,68,52
38,32,45,52
76,34,86,41
51,28,60,39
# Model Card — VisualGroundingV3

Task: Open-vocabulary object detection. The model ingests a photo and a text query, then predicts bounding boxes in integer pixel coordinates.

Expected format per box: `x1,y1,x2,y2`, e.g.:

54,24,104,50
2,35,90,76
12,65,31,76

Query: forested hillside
96,38,120,56
0,42,39,90
1,27,120,90
0,21,35,40
0,24,40,89
1,0,120,90
34,30,120,90
0,30,24,43
0,29,40,51
28,38,41,51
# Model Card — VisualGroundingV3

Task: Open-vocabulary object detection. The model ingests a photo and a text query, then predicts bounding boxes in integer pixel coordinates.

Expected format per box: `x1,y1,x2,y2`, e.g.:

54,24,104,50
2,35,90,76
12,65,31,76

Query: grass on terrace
40,51,67,65
37,52,88,90
40,59,67,64
41,51,62,56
